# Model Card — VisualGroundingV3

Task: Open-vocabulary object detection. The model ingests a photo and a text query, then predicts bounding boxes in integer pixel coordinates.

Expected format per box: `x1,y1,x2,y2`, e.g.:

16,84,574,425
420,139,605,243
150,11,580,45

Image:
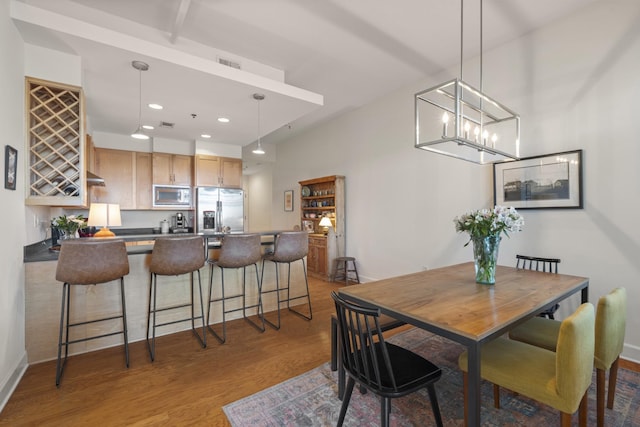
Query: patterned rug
223,328,640,426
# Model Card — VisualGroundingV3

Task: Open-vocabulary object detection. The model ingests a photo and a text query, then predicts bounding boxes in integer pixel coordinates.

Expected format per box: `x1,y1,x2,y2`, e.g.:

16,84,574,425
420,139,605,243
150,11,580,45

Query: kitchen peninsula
23,230,304,363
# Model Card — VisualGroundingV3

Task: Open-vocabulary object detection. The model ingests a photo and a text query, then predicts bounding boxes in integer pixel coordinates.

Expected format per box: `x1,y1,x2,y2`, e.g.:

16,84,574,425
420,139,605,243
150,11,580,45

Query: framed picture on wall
284,190,294,211
4,145,17,190
493,149,583,209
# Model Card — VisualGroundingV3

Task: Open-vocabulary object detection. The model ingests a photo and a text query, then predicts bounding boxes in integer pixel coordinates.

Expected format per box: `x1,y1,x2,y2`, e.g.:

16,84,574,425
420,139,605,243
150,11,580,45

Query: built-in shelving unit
299,175,345,280
25,77,86,206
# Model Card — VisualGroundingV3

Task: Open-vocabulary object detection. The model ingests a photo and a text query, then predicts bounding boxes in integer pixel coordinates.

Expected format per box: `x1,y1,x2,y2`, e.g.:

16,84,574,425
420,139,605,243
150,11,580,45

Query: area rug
223,328,640,426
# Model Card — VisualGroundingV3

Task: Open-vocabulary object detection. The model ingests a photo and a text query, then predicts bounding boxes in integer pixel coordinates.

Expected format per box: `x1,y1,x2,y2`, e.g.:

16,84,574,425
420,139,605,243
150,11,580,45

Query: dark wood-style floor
0,276,350,426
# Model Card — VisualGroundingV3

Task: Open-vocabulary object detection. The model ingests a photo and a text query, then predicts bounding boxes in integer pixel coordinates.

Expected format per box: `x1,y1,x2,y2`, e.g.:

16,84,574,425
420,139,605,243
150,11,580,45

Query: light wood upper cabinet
93,148,136,209
153,153,193,186
195,154,242,188
194,155,221,187
136,152,153,209
92,148,153,210
220,157,242,188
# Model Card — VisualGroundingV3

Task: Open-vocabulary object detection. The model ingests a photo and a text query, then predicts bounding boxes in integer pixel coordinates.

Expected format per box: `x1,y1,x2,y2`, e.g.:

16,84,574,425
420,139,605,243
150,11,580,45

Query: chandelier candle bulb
442,112,449,137
464,121,470,139
492,133,497,148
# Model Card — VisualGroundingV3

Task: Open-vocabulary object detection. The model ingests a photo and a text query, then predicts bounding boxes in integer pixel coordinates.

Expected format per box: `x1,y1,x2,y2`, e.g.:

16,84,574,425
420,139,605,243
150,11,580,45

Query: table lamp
87,203,121,237
319,216,333,235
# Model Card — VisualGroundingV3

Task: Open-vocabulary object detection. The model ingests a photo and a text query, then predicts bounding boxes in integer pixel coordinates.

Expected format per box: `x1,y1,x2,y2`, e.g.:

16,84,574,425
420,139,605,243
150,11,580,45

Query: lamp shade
88,203,121,237
319,217,332,227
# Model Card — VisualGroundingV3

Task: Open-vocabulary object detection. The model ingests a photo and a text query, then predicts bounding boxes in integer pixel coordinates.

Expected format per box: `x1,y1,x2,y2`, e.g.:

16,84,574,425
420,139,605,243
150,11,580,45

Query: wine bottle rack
26,77,86,206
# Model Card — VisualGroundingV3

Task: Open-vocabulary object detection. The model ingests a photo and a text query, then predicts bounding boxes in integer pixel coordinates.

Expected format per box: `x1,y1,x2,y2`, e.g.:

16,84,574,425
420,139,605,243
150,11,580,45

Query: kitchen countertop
23,228,289,263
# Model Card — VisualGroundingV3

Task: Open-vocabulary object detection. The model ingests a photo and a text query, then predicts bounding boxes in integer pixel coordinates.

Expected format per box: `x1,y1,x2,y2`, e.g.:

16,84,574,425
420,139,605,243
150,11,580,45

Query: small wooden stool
332,256,360,285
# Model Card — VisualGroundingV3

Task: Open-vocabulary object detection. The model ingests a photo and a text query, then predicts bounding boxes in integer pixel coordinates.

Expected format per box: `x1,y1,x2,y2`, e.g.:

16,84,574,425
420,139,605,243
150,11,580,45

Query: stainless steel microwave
153,185,192,207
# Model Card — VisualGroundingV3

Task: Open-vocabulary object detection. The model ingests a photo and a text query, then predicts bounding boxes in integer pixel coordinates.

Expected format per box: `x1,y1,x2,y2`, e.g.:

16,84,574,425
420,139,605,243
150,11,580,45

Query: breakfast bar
23,230,302,363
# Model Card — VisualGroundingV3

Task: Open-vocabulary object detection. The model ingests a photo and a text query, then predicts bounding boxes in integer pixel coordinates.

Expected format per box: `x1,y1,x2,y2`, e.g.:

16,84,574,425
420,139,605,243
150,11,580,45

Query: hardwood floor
0,277,345,426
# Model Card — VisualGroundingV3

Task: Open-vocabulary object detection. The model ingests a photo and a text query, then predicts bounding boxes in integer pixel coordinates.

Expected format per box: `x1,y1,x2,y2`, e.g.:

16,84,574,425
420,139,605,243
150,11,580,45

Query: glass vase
471,235,501,285
59,230,79,240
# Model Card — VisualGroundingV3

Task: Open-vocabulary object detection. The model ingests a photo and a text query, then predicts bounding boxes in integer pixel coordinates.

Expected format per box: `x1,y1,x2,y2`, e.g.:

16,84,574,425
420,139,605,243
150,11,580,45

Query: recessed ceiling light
201,134,211,138
217,117,230,123
142,125,154,130
148,103,163,110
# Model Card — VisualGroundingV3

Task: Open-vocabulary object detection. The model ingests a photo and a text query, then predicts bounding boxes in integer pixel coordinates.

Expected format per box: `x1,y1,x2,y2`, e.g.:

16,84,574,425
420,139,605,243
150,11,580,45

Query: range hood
86,171,105,186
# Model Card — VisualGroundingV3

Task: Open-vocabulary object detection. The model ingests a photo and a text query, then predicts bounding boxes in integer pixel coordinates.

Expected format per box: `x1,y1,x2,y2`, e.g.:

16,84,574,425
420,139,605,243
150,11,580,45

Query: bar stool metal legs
206,234,265,344
206,263,265,344
147,270,207,361
56,277,129,387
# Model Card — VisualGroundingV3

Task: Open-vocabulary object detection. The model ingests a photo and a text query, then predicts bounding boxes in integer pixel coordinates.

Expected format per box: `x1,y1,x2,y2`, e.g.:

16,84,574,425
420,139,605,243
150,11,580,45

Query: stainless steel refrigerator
195,187,244,233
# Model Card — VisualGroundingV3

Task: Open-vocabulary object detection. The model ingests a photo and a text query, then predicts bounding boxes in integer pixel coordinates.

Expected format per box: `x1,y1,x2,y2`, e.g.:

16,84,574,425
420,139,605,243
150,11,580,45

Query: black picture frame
284,190,294,211
4,145,17,190
493,149,583,209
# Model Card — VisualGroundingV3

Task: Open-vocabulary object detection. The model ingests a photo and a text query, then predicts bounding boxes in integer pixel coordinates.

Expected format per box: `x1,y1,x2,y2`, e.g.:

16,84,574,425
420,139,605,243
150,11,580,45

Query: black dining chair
516,254,561,319
331,292,443,427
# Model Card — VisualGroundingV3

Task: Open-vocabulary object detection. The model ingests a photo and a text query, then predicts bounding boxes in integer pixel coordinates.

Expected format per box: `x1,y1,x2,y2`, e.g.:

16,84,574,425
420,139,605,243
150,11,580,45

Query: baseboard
620,357,640,373
0,351,28,414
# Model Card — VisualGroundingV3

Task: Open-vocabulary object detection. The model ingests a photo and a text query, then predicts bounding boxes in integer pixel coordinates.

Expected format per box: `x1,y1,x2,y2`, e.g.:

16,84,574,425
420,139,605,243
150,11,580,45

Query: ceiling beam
169,0,192,44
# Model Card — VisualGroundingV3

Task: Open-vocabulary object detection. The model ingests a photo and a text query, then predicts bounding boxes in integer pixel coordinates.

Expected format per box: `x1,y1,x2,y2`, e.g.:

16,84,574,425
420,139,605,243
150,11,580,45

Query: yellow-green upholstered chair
509,287,627,427
458,303,595,427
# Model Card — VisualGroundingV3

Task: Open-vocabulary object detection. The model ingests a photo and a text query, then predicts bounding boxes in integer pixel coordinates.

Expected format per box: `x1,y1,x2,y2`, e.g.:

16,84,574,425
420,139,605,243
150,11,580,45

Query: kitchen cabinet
194,155,242,188
307,235,328,279
92,148,152,209
135,152,153,209
299,175,345,280
153,153,193,186
25,77,87,207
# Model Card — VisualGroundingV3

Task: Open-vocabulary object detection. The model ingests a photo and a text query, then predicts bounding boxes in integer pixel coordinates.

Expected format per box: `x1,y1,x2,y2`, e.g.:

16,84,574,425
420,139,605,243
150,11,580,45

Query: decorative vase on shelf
471,235,501,285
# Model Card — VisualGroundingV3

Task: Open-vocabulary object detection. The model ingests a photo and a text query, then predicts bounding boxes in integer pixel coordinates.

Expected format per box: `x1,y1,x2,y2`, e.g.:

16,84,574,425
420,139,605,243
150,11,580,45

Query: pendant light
414,0,520,164
131,60,150,140
252,93,265,154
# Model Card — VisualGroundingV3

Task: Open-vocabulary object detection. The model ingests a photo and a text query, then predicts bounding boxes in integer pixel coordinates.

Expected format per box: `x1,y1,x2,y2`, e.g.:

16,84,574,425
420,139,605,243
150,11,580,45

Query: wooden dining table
338,262,589,427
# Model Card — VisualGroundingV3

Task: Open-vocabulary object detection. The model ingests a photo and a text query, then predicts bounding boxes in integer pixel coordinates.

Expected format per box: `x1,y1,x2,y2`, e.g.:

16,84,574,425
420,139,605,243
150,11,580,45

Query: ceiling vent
159,121,175,129
218,57,241,70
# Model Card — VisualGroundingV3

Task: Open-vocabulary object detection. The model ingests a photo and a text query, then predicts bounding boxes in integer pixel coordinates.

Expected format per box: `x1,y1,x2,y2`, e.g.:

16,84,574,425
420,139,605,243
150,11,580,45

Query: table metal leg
581,285,589,303
467,342,481,426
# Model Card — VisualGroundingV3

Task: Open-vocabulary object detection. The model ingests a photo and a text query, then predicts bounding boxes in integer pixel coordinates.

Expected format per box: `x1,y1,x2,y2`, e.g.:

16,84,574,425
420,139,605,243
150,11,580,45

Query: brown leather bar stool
332,256,360,285
55,239,130,387
207,234,265,344
260,231,312,329
147,236,207,361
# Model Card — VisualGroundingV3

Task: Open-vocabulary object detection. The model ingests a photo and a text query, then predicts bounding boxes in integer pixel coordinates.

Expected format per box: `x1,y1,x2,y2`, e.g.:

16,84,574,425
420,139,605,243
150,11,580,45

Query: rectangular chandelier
415,78,520,164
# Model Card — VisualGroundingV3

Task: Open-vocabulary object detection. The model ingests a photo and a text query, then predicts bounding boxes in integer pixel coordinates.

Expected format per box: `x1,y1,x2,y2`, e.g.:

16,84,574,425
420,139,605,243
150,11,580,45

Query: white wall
266,0,640,362
0,1,28,411
245,164,274,232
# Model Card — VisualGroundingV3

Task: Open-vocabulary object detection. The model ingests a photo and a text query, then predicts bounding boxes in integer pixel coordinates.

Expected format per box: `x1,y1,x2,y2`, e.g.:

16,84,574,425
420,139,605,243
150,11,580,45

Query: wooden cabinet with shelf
299,175,345,280
194,155,242,188
25,77,87,206
153,153,193,186
92,148,152,210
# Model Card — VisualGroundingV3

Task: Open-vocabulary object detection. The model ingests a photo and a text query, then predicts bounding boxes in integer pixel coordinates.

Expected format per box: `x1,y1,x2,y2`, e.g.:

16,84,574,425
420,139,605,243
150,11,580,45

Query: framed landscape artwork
493,149,583,209
5,145,17,190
